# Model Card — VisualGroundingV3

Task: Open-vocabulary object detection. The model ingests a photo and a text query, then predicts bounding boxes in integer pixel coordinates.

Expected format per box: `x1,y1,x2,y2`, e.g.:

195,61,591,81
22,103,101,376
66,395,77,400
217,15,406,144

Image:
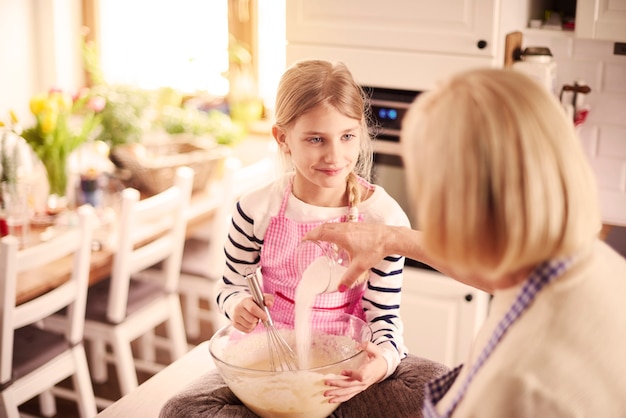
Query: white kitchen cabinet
286,0,530,90
400,267,490,368
576,0,626,41
287,0,498,58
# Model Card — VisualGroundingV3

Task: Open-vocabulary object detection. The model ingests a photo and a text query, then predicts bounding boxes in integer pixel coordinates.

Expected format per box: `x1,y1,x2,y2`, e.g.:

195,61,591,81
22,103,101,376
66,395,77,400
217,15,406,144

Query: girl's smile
316,167,344,176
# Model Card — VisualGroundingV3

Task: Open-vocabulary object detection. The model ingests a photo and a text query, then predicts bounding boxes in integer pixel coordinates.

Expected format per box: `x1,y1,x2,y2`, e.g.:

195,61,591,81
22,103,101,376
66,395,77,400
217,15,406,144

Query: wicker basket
110,140,230,195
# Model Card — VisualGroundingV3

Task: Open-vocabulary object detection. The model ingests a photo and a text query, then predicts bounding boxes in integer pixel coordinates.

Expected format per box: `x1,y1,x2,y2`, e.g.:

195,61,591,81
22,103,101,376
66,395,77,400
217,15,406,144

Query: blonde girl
215,60,446,412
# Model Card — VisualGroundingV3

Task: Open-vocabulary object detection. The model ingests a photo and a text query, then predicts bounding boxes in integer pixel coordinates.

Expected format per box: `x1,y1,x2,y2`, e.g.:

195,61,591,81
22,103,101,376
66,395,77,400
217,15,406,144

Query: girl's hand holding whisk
232,294,275,333
323,342,388,403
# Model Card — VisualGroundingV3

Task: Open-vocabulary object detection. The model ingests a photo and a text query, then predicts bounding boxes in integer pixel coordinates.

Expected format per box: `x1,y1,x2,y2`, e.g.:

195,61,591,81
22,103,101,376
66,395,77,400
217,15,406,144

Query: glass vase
42,149,69,198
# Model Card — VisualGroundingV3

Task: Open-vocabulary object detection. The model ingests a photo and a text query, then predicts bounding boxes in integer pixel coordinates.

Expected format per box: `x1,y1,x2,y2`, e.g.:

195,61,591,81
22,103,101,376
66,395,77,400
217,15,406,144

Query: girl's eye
342,133,356,141
308,136,323,144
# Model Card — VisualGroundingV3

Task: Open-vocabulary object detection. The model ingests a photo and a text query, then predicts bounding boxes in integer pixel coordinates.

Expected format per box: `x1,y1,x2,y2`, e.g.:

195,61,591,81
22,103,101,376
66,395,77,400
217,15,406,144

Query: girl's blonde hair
402,68,601,281
274,60,374,195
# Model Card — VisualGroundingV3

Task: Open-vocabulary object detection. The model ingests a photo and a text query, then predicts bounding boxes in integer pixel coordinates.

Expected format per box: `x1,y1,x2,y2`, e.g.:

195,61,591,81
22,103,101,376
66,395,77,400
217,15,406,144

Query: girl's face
274,104,362,207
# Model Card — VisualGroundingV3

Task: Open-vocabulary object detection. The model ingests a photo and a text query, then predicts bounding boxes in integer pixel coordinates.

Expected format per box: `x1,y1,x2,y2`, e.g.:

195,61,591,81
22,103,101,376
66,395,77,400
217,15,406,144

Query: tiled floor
18,297,216,417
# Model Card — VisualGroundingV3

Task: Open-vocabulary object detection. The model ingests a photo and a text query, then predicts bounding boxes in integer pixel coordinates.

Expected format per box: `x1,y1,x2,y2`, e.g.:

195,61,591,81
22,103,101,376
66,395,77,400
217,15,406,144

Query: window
95,0,229,96
84,0,285,110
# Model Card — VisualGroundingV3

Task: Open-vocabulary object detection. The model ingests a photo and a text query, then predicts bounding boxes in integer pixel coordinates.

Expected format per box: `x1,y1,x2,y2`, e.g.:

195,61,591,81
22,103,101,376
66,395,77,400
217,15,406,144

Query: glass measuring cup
296,240,350,294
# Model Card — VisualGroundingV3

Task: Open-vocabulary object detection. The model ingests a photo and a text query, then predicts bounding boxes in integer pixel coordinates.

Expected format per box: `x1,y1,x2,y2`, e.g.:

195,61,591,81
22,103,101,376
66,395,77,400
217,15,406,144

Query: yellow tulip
43,96,59,116
41,111,57,134
50,91,73,113
29,93,48,116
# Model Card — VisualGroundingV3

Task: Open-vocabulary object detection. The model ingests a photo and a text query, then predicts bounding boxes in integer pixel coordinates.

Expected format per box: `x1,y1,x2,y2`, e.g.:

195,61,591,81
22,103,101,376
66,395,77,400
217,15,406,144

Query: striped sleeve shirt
216,174,411,378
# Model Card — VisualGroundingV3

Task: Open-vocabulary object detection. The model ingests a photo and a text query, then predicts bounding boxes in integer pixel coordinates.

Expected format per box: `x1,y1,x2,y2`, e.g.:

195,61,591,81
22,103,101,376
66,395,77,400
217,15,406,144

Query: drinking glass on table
1,182,31,248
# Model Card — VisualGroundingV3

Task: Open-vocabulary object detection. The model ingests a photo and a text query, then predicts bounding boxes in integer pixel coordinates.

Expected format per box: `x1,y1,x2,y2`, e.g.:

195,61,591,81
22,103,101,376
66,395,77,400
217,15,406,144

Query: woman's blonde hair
401,68,601,280
274,59,373,187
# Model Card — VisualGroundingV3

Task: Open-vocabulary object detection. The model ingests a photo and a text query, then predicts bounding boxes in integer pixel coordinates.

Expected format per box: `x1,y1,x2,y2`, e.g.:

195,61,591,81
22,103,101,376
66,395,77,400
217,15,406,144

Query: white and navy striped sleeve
363,252,407,379
215,180,279,321
361,186,411,378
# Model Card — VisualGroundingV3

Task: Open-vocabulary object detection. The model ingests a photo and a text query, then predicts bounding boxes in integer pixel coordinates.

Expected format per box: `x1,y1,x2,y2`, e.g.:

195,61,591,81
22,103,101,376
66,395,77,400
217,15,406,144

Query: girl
215,59,436,407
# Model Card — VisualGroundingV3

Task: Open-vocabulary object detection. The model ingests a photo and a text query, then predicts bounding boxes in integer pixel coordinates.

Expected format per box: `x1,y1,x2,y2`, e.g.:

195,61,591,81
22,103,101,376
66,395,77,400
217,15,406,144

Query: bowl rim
208,311,372,374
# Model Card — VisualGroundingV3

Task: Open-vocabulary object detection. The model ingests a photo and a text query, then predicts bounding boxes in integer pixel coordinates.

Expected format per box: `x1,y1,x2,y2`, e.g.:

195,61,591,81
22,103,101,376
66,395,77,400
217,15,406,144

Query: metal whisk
244,271,299,371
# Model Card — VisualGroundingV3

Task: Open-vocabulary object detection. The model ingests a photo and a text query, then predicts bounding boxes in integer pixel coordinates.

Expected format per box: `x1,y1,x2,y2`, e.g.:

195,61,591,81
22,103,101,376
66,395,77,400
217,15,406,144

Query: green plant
159,106,245,146
90,84,153,148
81,31,246,148
0,112,20,186
227,35,264,126
82,34,153,148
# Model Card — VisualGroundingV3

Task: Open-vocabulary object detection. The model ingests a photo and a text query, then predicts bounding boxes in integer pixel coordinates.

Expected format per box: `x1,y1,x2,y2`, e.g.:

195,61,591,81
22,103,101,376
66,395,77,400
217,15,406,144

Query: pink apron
422,258,574,417
260,178,367,327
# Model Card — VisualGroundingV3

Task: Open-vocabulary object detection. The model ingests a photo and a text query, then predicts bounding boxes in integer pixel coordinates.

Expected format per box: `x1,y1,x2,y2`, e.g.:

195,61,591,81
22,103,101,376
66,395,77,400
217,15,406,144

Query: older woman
305,68,626,417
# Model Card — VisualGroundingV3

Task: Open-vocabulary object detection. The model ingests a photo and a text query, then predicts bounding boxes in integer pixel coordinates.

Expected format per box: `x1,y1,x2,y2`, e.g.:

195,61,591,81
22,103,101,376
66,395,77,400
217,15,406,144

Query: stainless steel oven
363,86,434,270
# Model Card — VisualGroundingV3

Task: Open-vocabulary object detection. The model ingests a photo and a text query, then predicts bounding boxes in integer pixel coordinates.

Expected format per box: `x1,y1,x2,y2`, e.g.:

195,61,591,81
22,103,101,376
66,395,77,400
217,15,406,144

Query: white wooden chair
0,205,97,418
177,155,278,340
177,157,239,340
46,166,194,409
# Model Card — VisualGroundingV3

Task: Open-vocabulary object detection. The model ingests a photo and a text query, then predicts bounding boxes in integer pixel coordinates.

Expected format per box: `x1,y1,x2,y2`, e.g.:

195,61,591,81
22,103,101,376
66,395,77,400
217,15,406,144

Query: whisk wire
245,271,299,372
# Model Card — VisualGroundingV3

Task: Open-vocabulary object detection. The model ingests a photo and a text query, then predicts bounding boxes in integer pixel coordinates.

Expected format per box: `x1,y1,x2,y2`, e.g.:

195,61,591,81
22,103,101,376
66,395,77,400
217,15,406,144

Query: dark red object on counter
0,218,8,237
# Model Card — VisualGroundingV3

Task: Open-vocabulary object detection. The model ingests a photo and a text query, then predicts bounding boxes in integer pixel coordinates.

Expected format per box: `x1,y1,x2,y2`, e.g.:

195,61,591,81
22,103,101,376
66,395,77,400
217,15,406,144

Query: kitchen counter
96,341,216,416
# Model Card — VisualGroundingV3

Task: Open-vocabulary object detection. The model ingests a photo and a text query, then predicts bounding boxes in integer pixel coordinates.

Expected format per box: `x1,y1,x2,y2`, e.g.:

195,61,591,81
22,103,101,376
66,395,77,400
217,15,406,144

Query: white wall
0,0,37,121
0,0,84,125
522,29,626,227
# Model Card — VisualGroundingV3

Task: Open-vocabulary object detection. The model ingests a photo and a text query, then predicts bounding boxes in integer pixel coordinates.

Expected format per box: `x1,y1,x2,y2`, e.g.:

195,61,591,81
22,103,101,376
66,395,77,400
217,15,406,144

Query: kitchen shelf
522,28,576,39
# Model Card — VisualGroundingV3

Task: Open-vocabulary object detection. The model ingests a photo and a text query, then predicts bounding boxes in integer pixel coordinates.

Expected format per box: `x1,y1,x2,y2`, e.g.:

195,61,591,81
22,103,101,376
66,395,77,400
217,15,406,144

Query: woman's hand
231,294,275,333
304,223,458,291
323,342,388,403
303,222,394,289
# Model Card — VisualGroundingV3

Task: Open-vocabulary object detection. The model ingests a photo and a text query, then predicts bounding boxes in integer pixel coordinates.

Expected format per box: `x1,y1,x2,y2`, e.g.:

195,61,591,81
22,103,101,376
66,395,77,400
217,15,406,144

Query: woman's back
441,240,626,417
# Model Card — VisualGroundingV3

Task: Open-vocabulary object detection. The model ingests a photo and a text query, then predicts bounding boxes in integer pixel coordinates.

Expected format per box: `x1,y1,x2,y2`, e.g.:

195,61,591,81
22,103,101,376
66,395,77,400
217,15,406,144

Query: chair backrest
188,156,275,279
0,204,94,384
107,166,194,323
201,157,239,278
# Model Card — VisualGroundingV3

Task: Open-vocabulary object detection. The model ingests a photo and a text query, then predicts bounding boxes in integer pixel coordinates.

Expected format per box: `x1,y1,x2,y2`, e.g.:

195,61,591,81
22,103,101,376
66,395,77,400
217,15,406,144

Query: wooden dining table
16,134,279,306
15,184,224,306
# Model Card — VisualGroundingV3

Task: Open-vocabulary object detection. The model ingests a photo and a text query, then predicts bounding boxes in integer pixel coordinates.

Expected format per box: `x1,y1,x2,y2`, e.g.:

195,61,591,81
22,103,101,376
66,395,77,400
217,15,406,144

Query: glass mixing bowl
208,311,371,418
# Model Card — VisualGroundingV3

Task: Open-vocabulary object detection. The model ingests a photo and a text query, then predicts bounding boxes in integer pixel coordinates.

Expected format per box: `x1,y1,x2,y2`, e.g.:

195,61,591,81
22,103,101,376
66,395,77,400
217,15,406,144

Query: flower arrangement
20,88,105,197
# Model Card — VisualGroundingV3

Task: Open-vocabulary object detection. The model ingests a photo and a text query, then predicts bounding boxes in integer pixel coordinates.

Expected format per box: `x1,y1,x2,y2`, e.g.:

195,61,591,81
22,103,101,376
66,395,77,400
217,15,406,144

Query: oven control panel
363,86,422,141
